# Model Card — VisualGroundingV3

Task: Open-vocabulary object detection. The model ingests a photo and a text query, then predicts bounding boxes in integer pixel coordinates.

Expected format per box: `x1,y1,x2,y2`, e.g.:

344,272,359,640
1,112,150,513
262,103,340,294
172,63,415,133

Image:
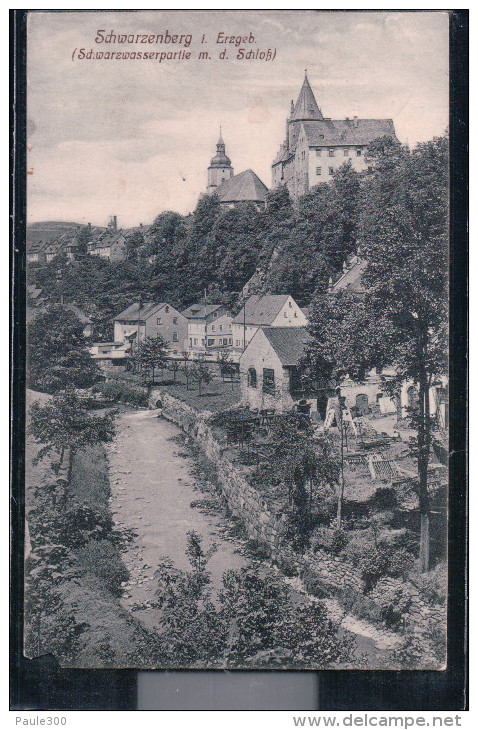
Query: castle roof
302,118,398,147
214,169,268,204
261,327,311,367
291,72,323,122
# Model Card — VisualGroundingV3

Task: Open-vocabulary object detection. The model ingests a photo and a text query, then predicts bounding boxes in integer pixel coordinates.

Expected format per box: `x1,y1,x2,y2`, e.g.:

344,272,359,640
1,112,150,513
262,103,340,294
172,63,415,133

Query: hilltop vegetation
27,136,446,337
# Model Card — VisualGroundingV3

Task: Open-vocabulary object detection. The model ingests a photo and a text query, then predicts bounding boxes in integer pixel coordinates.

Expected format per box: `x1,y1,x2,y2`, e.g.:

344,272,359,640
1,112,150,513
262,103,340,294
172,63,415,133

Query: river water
107,408,245,628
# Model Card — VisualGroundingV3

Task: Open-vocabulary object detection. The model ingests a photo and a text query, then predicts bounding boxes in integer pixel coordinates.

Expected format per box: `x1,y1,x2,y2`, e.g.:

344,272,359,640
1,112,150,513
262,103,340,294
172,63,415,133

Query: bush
359,543,415,592
368,487,398,510
94,380,148,407
77,539,129,596
410,562,447,605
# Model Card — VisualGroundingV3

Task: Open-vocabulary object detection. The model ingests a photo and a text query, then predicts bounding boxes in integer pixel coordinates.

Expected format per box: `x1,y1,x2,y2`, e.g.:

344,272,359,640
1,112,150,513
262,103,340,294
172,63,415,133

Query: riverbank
24,392,164,667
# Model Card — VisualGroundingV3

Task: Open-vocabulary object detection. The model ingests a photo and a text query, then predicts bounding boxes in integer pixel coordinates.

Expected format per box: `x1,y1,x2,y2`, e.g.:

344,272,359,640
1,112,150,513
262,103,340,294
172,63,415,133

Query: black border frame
10,8,468,711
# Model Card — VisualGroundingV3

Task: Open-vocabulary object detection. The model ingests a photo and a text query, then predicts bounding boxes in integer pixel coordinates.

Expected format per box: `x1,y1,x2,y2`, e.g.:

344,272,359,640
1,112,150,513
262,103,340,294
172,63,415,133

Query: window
236,340,240,347
213,312,218,318
208,338,214,346
316,167,322,176
263,368,275,395
189,338,192,347
156,317,162,325
329,167,334,175
248,367,257,389
316,149,322,157
172,332,178,342
356,149,362,157
284,311,288,318
173,316,178,324
194,338,198,345
211,325,215,331
229,338,232,344
344,148,349,156
165,306,169,312
289,301,292,307
328,149,335,157
219,324,223,331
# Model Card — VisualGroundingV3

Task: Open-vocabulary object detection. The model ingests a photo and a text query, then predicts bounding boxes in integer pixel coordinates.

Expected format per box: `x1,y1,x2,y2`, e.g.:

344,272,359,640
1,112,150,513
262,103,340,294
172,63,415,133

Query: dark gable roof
302,118,397,149
114,302,166,321
261,327,311,367
182,304,224,319
214,169,268,204
232,294,290,325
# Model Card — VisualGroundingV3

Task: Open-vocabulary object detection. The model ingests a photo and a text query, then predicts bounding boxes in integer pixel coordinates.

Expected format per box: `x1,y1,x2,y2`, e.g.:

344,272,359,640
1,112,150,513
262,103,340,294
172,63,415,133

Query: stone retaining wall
149,389,446,635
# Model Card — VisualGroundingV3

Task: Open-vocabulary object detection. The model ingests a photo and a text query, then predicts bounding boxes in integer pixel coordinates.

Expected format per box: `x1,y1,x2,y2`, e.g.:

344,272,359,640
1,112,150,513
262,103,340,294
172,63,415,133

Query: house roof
213,169,268,204
182,304,224,319
330,255,368,293
114,302,166,321
232,295,291,325
261,327,312,367
291,73,323,122
63,304,92,324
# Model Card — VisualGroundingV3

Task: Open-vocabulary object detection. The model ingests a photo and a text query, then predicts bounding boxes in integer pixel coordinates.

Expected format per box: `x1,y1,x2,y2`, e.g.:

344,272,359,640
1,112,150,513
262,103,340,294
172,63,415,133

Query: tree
28,390,116,480
360,135,448,572
190,362,212,395
28,305,100,394
305,135,448,572
133,334,169,382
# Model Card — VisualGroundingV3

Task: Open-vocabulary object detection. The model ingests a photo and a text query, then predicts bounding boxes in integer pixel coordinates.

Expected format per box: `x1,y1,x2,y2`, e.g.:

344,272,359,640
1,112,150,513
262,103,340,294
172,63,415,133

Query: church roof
260,327,312,367
214,169,268,204
291,73,323,122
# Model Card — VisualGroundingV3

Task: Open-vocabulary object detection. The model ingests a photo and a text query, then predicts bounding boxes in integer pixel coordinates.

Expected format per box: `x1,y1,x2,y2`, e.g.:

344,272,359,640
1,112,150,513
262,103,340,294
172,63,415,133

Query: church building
271,71,399,201
206,131,268,210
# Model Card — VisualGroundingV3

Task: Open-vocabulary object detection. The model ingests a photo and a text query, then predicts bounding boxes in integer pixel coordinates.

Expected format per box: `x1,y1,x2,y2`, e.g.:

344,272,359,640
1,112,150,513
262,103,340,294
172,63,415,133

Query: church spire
291,71,323,121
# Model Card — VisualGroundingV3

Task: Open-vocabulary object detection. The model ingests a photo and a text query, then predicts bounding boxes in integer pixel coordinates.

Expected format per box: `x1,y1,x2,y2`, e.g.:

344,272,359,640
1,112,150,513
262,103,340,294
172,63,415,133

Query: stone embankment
149,389,446,640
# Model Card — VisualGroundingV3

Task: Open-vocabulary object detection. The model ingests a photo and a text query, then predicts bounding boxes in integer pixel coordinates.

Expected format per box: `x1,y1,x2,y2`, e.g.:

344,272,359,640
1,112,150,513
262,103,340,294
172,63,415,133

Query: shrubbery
93,379,148,407
77,539,130,596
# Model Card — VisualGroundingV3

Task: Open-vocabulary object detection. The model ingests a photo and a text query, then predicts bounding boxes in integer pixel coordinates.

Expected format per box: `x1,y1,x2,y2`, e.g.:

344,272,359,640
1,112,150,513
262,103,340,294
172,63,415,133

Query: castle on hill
271,71,399,201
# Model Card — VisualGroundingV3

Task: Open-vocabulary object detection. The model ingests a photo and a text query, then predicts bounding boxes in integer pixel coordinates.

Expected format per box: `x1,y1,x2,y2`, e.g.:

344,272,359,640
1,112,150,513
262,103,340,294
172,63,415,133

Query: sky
27,10,449,227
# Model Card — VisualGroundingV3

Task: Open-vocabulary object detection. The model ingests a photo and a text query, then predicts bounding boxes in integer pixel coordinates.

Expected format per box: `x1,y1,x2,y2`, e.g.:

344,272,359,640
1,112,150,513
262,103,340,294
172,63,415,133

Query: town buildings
113,302,188,356
182,304,233,358
271,71,398,201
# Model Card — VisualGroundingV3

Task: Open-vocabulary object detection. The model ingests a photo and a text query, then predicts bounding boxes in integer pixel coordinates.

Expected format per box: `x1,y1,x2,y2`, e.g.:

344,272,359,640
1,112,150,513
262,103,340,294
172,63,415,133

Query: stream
107,407,402,664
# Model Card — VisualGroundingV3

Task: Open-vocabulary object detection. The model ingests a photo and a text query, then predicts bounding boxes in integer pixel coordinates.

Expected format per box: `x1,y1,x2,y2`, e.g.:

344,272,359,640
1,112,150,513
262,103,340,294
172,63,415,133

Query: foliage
29,390,116,467
152,532,352,668
133,334,169,378
93,379,149,407
27,304,100,393
305,134,448,572
189,363,213,395
356,542,415,593
77,539,130,596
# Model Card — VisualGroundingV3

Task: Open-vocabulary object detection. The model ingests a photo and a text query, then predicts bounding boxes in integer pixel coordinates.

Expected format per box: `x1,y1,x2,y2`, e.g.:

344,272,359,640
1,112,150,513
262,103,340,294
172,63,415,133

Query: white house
231,294,308,360
182,304,233,358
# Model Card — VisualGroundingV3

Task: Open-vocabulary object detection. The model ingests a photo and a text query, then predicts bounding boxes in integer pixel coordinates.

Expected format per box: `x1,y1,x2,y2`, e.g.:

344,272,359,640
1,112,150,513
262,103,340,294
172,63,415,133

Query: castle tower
207,129,234,193
286,70,323,152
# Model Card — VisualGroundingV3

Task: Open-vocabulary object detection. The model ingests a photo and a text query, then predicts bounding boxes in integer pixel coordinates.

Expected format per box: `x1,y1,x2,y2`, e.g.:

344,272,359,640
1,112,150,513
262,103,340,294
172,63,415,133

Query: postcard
24,9,450,670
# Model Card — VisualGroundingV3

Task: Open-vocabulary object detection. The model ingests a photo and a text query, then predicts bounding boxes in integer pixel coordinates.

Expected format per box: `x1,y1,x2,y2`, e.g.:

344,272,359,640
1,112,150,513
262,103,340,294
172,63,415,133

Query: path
107,408,244,628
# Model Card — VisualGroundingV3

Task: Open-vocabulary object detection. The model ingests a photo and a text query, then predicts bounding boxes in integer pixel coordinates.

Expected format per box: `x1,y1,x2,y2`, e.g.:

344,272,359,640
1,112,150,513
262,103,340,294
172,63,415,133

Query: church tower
207,129,234,193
